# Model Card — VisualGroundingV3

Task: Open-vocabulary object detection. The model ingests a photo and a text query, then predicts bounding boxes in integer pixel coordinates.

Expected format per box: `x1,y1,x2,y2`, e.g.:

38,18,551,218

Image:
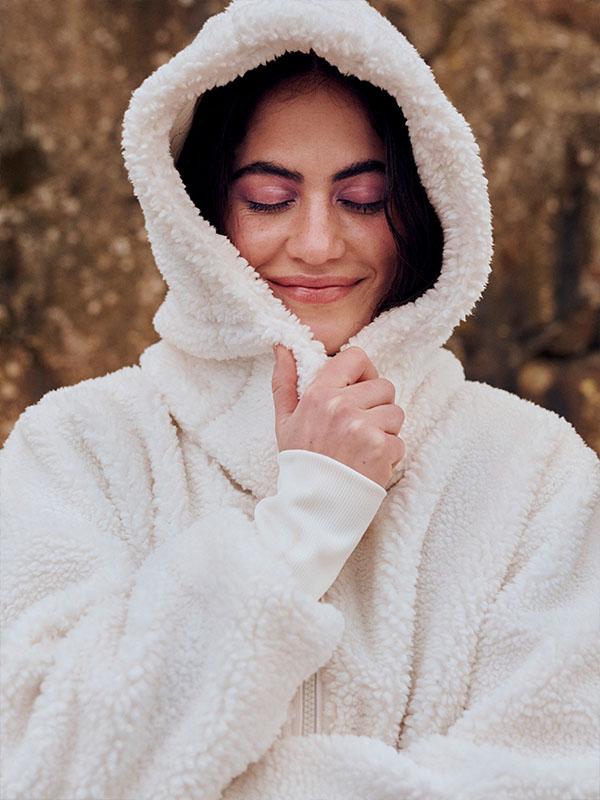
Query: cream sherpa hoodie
1,0,599,798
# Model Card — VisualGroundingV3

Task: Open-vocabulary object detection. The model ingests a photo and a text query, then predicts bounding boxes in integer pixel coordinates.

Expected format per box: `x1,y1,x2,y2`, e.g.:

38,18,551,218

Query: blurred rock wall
1,0,599,451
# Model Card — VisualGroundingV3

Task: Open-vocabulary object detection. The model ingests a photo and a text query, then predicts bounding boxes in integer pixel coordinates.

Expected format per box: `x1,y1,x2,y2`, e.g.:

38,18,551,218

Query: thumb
271,344,299,423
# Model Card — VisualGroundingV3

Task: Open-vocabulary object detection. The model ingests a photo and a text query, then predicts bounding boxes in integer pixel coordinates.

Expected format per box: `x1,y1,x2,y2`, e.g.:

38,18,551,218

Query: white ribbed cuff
253,449,387,601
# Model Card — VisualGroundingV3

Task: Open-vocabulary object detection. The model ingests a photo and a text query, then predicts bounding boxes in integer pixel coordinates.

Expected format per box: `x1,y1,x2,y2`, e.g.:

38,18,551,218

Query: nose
284,196,346,265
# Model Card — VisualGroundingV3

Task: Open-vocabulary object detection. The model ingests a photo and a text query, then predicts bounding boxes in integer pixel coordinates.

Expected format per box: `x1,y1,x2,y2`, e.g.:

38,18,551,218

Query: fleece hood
122,0,494,399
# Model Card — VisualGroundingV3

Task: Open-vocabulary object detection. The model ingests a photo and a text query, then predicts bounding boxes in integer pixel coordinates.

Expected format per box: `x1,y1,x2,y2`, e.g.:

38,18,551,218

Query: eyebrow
230,158,385,183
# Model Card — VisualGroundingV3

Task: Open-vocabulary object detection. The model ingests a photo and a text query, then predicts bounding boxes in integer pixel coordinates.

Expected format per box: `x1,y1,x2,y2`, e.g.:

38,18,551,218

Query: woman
1,0,598,798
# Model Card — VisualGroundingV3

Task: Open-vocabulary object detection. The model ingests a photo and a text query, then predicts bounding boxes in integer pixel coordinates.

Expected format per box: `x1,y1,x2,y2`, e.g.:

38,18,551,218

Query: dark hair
175,50,443,316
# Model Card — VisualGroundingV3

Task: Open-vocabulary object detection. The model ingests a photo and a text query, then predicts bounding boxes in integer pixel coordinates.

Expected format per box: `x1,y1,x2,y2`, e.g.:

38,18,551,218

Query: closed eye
245,199,384,215
245,200,291,214
342,199,385,214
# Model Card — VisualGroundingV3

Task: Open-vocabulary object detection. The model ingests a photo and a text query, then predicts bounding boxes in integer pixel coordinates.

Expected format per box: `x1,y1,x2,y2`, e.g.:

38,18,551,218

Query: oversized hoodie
1,0,599,798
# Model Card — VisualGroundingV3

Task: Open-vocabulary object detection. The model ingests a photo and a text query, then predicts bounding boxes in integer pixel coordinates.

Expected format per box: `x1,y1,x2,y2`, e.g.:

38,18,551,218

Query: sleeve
222,426,600,800
0,401,346,800
253,448,387,601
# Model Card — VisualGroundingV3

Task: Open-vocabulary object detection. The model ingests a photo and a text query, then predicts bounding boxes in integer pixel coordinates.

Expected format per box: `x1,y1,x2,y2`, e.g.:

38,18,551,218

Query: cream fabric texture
254,449,387,601
1,0,599,798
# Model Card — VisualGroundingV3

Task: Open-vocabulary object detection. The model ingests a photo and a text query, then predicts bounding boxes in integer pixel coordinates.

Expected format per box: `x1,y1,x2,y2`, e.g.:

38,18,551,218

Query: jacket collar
139,338,465,501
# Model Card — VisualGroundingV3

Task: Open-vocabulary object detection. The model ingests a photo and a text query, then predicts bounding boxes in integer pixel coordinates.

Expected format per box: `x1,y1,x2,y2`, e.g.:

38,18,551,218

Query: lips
267,279,362,304
269,275,363,288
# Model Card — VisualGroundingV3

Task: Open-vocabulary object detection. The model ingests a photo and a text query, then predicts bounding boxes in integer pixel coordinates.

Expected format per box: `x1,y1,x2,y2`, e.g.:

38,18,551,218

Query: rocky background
1,0,599,451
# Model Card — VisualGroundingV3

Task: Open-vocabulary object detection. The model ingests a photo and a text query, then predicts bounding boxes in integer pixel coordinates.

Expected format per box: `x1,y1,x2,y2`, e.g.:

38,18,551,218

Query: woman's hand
271,344,406,489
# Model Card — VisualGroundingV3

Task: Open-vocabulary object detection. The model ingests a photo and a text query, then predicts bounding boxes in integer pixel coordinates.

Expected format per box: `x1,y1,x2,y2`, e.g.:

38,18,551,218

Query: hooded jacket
1,0,599,798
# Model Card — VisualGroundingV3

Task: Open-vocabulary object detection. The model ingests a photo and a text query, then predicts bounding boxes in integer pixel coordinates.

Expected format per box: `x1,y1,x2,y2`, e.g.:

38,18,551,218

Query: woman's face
224,82,398,356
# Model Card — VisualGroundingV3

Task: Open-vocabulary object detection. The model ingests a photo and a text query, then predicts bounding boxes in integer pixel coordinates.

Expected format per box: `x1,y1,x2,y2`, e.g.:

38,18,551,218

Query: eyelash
245,199,385,215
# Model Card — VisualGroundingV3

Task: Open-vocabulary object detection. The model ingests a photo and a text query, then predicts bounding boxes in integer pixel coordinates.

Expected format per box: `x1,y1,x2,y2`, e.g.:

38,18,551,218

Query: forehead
236,83,384,164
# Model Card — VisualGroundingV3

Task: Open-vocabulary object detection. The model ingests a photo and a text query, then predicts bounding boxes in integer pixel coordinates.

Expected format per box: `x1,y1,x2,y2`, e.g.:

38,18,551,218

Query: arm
223,425,600,800
254,448,387,600
0,399,346,800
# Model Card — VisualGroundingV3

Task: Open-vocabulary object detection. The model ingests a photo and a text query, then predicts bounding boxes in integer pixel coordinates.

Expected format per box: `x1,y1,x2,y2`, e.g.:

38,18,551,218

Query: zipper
298,598,324,736
301,672,319,735
300,596,324,735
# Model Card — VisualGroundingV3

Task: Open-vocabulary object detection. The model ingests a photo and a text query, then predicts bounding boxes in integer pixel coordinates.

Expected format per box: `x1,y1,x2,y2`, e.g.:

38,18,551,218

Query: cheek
226,209,283,267
354,217,397,281
374,218,396,256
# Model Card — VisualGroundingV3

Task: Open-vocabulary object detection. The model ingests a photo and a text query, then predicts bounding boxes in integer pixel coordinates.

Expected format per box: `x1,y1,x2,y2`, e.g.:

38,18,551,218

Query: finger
385,432,406,464
364,405,405,435
271,345,299,421
341,377,397,410
311,346,378,391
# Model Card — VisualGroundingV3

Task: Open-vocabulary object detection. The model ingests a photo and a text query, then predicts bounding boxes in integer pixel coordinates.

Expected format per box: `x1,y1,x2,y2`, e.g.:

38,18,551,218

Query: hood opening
172,49,443,322
124,0,493,387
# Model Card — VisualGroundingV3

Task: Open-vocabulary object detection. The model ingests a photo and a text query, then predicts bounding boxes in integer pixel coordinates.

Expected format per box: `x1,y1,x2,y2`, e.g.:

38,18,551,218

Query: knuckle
347,346,369,367
380,378,396,397
369,429,387,454
346,416,365,435
346,345,367,360
324,394,346,416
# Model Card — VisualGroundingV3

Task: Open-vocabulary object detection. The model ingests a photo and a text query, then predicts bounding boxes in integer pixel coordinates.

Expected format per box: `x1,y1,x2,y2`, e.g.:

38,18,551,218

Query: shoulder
1,363,176,465
459,380,599,491
462,379,596,452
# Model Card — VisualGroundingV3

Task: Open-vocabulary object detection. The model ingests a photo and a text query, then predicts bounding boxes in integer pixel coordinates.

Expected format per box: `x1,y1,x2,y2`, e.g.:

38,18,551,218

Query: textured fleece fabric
1,0,599,798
